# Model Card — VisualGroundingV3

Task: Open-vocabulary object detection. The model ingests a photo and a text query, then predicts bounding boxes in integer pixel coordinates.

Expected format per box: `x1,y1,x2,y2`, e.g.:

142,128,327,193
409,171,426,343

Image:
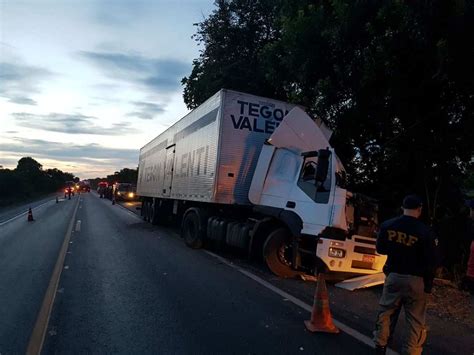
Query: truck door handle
286,201,296,208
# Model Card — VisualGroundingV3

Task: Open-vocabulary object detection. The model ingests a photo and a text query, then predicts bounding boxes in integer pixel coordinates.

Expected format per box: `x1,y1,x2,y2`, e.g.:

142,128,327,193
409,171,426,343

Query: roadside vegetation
182,0,474,280
0,157,77,207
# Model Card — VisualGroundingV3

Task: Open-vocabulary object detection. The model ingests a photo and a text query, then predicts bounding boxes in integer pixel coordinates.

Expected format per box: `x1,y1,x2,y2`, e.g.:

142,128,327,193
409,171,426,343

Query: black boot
375,345,386,355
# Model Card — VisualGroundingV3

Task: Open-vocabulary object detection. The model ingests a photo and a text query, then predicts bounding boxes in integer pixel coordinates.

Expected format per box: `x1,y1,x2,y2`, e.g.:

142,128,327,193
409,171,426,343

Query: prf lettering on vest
387,230,419,246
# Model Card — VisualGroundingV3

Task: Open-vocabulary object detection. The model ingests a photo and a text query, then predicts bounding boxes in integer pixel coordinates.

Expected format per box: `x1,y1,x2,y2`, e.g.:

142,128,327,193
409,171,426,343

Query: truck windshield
297,157,331,203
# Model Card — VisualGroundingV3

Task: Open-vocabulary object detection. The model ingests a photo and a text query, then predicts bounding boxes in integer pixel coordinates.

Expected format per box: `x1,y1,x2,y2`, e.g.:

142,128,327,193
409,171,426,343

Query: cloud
78,51,189,92
0,137,138,171
12,112,140,135
0,62,53,105
8,96,37,105
126,101,165,120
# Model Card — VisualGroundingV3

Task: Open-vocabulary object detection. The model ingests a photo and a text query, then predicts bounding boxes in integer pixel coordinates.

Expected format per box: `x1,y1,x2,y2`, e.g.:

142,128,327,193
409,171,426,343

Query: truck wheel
182,211,203,249
263,228,301,278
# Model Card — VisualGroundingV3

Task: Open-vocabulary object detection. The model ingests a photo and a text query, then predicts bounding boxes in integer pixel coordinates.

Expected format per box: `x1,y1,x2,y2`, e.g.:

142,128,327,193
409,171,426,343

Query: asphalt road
1,193,472,354
0,196,77,353
0,193,370,354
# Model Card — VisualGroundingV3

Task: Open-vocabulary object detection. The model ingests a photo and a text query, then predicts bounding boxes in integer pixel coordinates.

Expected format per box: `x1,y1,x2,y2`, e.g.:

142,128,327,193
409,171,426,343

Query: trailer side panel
215,90,296,204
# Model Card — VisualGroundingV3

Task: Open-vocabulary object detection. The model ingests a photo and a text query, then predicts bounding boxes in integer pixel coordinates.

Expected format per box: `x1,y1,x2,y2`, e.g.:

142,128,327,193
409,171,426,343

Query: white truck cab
250,107,386,275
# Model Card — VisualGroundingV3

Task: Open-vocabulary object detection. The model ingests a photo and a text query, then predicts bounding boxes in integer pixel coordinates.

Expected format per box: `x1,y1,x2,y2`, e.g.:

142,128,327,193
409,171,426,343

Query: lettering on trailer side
144,162,163,183
230,100,289,133
179,145,210,178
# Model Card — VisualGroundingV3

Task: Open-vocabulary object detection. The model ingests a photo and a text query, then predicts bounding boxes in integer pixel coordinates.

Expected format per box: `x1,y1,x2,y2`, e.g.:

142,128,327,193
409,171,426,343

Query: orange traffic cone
27,207,34,222
304,273,339,333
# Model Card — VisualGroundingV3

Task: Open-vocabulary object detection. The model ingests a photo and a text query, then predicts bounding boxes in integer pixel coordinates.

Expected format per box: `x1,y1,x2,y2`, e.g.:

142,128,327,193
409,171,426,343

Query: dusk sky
0,0,214,178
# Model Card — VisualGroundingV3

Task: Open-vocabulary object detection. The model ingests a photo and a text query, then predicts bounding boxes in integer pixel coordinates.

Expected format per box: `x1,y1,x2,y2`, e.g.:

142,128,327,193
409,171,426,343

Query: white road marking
0,199,53,226
75,220,81,232
203,250,398,355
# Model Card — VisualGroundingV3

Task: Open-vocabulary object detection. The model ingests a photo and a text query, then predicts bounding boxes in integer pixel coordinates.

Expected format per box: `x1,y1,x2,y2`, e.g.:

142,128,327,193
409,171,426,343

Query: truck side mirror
315,149,331,183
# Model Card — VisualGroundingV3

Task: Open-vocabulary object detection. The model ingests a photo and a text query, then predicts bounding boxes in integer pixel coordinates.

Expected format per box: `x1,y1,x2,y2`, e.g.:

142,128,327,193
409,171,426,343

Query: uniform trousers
373,273,427,355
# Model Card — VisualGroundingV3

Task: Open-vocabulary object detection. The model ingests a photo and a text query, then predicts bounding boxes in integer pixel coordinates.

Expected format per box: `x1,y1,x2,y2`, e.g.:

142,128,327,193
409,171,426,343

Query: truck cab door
162,144,175,197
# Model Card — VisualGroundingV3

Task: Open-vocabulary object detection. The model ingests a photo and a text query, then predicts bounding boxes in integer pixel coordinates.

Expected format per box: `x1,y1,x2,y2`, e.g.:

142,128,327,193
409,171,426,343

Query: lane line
75,220,81,232
203,250,398,355
0,199,54,226
26,197,80,355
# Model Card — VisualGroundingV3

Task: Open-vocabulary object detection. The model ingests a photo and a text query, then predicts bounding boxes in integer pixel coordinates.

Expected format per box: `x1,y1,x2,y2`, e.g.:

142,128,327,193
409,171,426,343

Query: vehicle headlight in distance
117,192,121,195
128,192,134,198
328,247,346,258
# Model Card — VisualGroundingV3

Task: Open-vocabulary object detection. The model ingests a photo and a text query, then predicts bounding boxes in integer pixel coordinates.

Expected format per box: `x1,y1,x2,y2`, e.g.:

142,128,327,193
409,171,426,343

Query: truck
114,183,137,201
137,89,386,278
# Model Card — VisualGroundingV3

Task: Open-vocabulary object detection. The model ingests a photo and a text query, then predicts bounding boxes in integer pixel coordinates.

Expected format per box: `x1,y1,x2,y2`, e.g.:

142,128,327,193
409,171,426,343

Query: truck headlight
328,247,346,258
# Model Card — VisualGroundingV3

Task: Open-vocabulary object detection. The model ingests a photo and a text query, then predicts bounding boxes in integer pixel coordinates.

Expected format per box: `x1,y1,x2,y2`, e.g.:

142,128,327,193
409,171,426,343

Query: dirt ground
429,279,474,329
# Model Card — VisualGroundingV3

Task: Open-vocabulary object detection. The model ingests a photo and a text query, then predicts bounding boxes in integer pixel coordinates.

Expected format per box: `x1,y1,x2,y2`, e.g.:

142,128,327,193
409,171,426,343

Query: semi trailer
137,89,386,277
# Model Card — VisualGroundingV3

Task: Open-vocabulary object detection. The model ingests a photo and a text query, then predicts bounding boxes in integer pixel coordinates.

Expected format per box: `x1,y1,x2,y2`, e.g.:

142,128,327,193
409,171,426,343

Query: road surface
0,193,369,354
1,193,472,354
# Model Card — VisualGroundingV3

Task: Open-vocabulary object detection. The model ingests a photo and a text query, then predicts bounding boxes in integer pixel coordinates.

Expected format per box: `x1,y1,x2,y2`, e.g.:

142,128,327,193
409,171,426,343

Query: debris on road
335,272,385,291
299,274,318,282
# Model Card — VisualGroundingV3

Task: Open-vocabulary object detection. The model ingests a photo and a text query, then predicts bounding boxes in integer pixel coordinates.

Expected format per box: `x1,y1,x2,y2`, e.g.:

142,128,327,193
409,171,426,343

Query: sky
0,0,214,179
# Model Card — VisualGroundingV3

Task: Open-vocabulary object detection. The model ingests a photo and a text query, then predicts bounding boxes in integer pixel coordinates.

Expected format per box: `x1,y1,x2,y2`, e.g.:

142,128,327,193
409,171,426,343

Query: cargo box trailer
137,89,386,277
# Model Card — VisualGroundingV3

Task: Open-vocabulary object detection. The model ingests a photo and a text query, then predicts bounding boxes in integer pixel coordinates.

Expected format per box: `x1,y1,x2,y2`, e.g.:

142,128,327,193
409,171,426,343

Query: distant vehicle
64,181,75,198
97,182,108,198
114,183,137,201
137,89,386,278
78,180,91,192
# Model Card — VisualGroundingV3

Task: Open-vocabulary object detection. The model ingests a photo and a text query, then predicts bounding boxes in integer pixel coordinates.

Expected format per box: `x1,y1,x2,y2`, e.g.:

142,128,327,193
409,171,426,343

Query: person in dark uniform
373,195,439,355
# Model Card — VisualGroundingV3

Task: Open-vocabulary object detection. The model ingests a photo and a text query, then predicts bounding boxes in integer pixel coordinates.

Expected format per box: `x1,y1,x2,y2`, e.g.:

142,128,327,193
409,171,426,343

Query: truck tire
150,200,161,225
263,228,301,278
182,211,203,249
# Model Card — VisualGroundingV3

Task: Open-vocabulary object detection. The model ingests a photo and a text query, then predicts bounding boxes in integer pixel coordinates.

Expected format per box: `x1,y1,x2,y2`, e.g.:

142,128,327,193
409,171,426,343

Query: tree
16,157,43,175
182,0,283,108
0,157,77,205
107,168,138,184
268,1,474,222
